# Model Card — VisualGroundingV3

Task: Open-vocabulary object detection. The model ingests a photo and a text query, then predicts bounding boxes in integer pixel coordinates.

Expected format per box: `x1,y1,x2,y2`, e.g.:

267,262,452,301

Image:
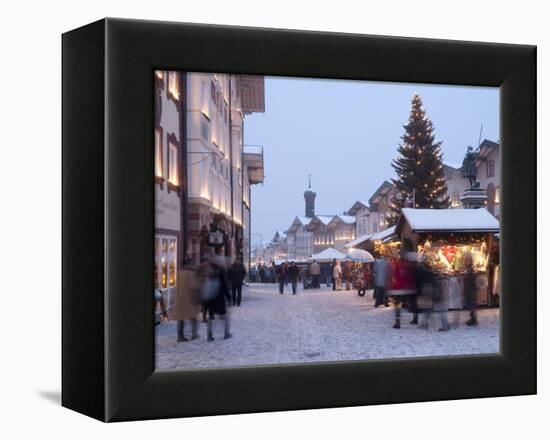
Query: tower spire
304,174,316,217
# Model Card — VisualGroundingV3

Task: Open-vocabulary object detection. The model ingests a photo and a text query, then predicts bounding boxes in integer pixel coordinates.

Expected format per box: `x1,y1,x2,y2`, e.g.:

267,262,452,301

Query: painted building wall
154,70,184,310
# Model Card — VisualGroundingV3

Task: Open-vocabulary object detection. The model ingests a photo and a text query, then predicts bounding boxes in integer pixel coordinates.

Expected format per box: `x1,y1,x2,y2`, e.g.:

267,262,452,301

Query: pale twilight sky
244,76,499,246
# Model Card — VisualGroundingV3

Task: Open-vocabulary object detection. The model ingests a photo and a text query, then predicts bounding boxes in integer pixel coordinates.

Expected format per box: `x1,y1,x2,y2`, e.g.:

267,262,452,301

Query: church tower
304,175,316,218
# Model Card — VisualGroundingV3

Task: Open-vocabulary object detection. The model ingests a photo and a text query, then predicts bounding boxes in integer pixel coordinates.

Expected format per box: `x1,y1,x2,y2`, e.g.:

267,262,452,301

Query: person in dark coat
287,261,300,294
259,264,266,283
463,252,478,326
276,262,288,294
199,257,232,341
228,258,247,306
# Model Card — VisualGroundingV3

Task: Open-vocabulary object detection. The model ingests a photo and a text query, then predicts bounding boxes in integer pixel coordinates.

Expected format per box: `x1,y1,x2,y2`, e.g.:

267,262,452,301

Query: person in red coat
387,254,417,329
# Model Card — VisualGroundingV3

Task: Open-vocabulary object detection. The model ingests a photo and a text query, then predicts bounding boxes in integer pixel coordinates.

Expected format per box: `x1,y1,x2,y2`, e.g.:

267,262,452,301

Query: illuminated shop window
154,239,159,288
495,187,500,204
169,240,177,287
161,260,167,288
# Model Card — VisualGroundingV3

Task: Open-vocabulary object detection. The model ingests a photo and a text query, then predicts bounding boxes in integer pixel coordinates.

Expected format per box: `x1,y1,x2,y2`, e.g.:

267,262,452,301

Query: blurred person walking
388,254,416,329
288,261,300,294
463,252,478,326
309,260,321,288
417,262,450,331
276,262,287,294
333,260,343,291
228,258,247,306
259,264,266,283
373,257,390,307
174,261,201,342
199,257,232,341
343,260,353,291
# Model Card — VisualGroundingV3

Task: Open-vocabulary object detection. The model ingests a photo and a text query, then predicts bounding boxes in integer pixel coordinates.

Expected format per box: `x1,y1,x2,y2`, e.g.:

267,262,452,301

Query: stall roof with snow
344,233,374,249
345,249,374,262
397,208,499,233
370,225,397,242
308,247,346,262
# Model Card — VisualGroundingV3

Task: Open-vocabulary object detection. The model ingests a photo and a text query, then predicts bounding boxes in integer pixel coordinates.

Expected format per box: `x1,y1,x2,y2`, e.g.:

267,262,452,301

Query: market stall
370,226,401,258
345,249,375,294
395,208,500,308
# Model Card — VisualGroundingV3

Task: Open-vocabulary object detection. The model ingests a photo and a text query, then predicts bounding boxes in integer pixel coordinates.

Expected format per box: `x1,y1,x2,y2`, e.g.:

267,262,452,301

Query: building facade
185,73,264,265
282,184,356,259
154,70,185,309
347,201,370,237
444,140,500,218
154,71,264,310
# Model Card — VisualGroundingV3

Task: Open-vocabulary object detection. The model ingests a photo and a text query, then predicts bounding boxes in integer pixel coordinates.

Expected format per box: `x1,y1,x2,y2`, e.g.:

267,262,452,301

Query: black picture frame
62,18,536,422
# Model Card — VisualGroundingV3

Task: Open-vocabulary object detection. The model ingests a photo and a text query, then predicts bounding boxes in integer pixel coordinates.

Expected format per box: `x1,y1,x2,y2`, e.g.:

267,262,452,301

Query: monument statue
462,146,481,188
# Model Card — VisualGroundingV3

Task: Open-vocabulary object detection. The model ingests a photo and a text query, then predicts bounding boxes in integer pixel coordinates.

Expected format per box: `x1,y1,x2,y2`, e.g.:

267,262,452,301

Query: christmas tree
387,93,449,225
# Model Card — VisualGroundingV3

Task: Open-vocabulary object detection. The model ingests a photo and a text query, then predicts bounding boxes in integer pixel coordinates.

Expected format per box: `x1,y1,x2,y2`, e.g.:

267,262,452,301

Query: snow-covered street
155,283,499,370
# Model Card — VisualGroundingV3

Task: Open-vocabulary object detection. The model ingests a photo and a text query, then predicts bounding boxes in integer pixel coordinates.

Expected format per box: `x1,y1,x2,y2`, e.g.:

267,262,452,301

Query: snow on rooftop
297,216,313,225
315,215,336,225
337,215,356,224
400,208,499,232
371,225,397,241
309,247,346,262
344,233,373,249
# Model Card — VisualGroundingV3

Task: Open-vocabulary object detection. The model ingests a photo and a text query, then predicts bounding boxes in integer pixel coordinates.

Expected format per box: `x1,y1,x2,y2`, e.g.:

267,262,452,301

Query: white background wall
0,0,546,438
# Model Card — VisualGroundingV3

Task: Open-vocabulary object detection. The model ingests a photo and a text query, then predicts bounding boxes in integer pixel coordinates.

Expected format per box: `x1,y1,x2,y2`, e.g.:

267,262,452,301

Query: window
495,187,500,204
379,213,386,227
487,160,495,178
155,127,163,179
451,192,460,207
167,71,180,101
200,119,210,141
167,134,179,189
155,70,164,90
201,80,210,118
155,237,177,289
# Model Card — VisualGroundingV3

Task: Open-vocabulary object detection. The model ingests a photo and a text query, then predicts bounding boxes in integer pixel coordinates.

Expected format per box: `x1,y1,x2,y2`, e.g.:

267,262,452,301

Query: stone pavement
155,283,499,370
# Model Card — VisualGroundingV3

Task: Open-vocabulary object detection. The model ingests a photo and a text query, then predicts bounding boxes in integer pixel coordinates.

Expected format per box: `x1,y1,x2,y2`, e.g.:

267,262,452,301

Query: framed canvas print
62,18,536,422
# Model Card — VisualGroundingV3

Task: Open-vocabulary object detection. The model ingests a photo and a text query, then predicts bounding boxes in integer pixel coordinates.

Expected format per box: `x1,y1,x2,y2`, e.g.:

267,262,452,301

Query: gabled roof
369,180,395,208
272,230,286,242
285,216,313,234
347,200,370,216
397,208,499,233
306,215,336,231
328,215,356,228
337,215,356,224
476,139,499,166
314,215,335,225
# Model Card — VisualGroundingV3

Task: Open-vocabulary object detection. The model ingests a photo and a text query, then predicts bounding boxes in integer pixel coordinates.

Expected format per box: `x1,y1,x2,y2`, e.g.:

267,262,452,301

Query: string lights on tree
387,93,450,225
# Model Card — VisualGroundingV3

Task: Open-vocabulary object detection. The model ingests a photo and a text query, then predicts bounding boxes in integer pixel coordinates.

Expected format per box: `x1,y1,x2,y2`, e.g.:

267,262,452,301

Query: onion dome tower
304,174,316,218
